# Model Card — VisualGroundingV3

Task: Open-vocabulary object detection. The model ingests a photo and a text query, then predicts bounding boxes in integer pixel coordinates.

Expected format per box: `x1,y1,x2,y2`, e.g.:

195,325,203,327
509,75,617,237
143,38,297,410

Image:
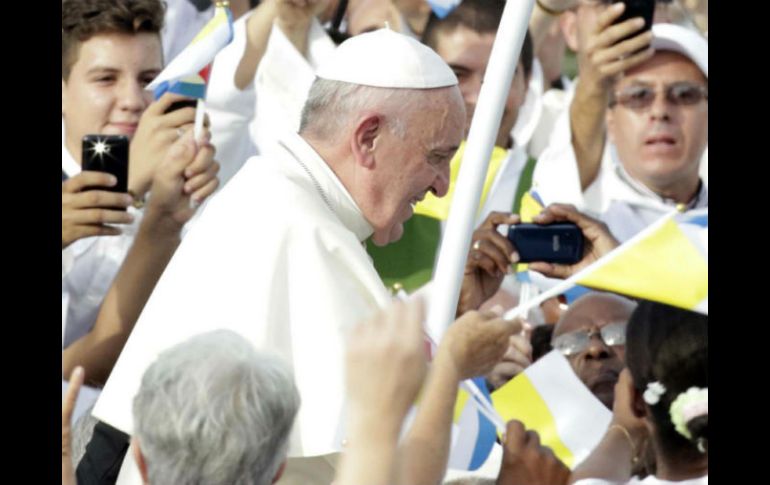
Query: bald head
554,293,637,338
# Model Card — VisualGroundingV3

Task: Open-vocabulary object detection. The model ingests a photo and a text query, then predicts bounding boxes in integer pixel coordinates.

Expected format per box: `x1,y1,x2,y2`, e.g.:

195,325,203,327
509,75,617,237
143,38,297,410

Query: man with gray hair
91,28,511,484
131,329,300,485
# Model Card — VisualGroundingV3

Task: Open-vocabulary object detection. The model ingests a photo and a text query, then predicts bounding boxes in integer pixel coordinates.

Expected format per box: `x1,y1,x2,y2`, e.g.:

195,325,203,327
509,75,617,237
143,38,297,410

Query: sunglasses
551,321,627,357
609,81,708,111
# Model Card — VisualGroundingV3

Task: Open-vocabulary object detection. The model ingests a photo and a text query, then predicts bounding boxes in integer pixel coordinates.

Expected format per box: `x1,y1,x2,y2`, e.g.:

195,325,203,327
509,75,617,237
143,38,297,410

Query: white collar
610,145,707,210
278,131,374,242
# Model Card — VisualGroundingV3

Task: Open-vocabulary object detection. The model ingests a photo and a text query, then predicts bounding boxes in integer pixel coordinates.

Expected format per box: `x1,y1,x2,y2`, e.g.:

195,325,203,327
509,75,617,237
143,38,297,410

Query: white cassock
93,130,392,459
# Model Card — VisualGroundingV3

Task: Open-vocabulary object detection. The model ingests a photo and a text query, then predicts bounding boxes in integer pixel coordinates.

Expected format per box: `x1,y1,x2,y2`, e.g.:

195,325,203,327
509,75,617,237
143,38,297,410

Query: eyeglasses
609,82,708,111
551,321,627,357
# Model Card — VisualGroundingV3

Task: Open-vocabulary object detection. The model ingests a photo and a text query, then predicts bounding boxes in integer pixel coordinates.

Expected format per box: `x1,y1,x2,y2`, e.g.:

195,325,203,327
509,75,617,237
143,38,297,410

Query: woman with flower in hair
569,300,707,484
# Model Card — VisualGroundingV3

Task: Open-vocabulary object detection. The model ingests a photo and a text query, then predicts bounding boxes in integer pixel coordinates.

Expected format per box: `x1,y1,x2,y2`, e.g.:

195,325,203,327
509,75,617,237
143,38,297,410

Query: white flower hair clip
670,387,708,443
643,381,666,405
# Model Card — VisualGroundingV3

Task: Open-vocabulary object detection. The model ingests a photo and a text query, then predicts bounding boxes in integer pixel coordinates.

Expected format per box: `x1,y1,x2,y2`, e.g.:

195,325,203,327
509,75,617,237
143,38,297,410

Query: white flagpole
426,0,537,343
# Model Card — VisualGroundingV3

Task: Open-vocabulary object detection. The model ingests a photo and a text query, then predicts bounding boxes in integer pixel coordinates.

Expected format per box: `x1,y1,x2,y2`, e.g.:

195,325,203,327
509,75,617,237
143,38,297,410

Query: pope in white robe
94,28,468,485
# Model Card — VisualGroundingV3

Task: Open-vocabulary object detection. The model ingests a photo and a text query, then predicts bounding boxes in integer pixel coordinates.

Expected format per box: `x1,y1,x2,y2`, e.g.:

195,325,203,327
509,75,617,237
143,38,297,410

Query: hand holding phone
128,93,198,199
576,1,655,101
524,204,621,280
62,170,134,248
507,223,584,264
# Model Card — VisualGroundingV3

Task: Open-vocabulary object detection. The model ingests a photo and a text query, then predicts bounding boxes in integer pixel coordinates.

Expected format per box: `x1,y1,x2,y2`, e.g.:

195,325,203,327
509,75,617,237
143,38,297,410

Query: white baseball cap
652,23,708,77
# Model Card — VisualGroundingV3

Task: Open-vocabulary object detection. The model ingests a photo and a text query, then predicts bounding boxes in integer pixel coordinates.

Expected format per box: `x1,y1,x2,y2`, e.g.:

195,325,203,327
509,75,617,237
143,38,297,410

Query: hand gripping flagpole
426,0,537,343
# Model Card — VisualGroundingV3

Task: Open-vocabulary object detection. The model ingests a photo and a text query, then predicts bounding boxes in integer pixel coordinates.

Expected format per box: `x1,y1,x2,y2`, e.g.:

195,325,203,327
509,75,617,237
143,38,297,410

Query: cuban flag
447,376,498,470
147,2,234,100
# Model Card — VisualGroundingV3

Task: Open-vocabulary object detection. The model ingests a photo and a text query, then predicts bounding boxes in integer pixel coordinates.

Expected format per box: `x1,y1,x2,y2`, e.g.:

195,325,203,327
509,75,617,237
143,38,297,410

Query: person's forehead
72,32,162,72
347,0,399,36
434,25,496,60
554,295,635,336
434,27,526,80
417,92,465,143
618,51,706,87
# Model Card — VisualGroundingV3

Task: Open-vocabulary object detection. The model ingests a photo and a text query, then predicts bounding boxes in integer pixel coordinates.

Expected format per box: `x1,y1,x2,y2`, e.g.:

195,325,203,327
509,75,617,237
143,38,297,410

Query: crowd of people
61,1,708,484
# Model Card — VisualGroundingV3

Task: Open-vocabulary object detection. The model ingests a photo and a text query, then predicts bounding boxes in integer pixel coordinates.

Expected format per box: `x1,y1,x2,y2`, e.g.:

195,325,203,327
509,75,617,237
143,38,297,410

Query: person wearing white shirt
61,0,219,424
62,0,165,345
61,0,221,343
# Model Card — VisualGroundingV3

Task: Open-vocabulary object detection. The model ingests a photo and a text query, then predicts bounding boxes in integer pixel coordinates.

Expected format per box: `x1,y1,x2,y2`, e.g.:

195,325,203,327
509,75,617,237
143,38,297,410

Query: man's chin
371,223,404,246
591,383,616,410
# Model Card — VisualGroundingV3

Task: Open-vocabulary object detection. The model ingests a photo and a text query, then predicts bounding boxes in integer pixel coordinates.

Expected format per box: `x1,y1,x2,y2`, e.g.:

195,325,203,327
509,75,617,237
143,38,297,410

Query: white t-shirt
61,145,142,348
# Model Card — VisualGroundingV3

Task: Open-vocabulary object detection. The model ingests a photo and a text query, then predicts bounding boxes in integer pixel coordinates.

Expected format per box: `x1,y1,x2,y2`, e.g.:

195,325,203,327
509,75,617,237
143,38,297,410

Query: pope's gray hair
132,329,300,485
299,78,437,140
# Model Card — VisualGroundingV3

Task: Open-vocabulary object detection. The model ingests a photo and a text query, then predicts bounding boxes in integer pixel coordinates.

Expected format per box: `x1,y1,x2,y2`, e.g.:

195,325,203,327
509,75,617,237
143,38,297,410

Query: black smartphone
613,0,655,32
82,134,129,199
164,99,197,114
507,223,585,264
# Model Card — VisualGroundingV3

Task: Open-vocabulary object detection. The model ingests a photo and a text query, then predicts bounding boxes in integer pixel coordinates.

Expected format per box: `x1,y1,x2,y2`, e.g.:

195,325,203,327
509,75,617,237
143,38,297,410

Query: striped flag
427,0,463,18
491,350,612,468
574,209,708,314
147,2,234,99
447,377,498,470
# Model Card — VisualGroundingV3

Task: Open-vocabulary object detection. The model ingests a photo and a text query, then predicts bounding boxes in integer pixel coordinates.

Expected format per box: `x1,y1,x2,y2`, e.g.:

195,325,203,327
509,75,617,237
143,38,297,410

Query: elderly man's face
607,51,707,194
552,294,636,409
367,88,465,245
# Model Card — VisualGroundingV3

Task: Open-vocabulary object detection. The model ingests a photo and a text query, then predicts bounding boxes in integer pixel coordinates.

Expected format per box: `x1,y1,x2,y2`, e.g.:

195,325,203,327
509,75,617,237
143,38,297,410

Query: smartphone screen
507,223,584,264
81,134,129,195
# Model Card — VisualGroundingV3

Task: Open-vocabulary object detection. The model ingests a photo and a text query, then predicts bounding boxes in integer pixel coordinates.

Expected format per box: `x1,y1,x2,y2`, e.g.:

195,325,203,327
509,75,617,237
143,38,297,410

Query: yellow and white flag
491,350,612,468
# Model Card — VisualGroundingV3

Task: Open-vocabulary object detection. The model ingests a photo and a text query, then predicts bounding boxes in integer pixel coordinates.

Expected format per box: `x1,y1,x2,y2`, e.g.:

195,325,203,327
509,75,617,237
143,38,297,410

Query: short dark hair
421,0,533,79
625,300,708,458
530,324,554,361
62,0,165,80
